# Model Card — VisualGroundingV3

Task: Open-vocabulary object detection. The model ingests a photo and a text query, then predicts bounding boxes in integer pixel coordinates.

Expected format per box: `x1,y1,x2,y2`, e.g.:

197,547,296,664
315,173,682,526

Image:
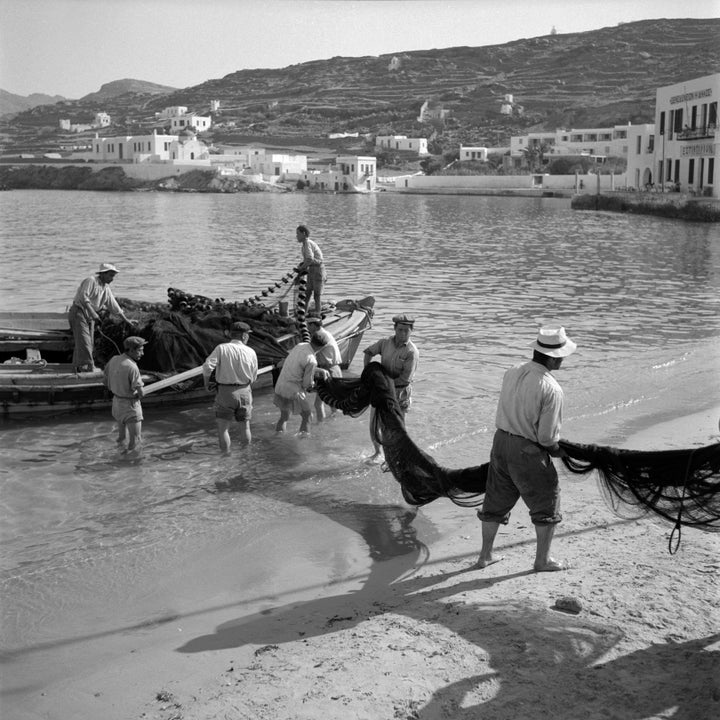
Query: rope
668,449,696,555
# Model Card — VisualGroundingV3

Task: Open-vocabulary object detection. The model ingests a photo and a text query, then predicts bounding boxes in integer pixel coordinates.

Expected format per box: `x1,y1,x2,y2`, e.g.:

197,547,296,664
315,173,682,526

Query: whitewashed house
155,106,188,120
460,145,488,162
300,155,376,192
169,112,211,133
91,129,210,163
247,149,308,179
93,112,111,128
623,124,656,190
417,100,450,123
375,135,428,155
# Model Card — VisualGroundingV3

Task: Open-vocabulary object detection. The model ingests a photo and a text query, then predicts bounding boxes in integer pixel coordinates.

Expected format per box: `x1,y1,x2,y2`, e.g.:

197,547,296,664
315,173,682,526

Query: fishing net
317,363,720,537
317,362,488,507
94,267,314,373
559,440,720,533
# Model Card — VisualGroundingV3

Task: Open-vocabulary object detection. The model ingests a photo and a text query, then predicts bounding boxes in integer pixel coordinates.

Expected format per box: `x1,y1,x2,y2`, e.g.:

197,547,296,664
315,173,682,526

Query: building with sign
655,72,719,197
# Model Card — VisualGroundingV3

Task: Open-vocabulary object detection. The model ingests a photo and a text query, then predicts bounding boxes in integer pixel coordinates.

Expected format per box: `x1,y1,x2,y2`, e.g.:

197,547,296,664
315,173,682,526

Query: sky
1,0,718,98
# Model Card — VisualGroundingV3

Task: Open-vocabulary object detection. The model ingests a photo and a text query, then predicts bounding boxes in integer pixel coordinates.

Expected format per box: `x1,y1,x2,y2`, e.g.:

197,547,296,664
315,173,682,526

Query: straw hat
529,327,577,357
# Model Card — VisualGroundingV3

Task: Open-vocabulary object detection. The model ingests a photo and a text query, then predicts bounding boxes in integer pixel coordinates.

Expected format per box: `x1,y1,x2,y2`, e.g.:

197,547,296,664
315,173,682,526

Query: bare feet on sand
473,556,504,569
534,558,567,572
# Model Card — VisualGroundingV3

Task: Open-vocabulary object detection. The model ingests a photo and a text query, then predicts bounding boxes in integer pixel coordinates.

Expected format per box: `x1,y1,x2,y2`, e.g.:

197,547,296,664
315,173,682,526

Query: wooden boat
0,295,375,418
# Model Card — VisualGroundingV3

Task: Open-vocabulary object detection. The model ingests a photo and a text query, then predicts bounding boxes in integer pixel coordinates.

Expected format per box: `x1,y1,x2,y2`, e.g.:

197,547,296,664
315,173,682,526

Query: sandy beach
11,405,717,720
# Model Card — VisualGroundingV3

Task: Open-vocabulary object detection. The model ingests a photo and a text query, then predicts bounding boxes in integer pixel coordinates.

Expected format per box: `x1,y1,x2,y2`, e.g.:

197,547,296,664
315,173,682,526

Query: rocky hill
79,78,178,103
0,90,67,119
2,18,719,155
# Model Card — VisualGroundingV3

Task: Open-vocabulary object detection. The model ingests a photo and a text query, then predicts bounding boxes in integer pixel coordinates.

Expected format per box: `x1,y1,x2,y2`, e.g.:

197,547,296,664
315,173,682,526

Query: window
688,158,694,184
674,108,683,133
659,111,665,136
674,159,680,182
648,135,655,153
709,158,715,185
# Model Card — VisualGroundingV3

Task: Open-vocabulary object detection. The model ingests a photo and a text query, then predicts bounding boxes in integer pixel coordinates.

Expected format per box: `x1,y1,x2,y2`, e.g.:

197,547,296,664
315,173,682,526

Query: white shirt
495,360,564,447
203,340,258,385
274,342,318,398
73,275,123,318
313,328,342,369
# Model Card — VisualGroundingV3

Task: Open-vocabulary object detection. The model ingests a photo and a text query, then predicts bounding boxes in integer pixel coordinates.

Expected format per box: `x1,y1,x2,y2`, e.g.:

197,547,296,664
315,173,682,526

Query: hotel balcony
676,124,717,140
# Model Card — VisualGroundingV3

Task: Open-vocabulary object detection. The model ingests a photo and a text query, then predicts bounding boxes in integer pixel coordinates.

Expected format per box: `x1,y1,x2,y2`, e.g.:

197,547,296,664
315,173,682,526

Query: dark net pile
317,364,720,533
317,362,488,507
93,270,312,374
559,440,720,532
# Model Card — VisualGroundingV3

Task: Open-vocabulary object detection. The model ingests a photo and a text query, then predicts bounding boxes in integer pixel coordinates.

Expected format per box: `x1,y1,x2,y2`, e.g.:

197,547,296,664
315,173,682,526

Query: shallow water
1,190,719,703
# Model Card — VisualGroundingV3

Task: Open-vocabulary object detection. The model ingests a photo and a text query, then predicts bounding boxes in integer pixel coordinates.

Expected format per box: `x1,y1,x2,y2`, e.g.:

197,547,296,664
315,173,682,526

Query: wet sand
8,406,720,720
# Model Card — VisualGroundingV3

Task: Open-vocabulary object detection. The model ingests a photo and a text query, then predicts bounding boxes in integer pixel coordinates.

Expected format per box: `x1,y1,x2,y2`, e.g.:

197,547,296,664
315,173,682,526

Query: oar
143,364,273,396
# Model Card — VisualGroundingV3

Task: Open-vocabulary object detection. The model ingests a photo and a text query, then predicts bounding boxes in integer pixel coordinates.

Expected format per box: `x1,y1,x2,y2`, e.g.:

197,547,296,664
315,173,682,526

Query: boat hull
0,301,373,418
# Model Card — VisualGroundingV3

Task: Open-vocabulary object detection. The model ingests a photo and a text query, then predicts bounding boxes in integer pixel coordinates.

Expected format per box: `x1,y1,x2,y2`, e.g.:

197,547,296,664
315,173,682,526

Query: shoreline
8,405,719,720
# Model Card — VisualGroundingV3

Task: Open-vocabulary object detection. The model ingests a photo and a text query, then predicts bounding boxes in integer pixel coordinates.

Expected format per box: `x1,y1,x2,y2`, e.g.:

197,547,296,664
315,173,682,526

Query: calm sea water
1,190,719,707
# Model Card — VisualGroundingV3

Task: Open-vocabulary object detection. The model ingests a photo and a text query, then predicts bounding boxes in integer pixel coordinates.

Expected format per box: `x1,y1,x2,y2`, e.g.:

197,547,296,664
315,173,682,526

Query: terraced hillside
2,18,719,154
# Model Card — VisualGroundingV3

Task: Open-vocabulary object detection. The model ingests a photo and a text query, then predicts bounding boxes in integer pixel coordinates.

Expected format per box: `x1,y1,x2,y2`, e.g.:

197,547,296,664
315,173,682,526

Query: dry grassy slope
152,19,719,134
3,18,719,151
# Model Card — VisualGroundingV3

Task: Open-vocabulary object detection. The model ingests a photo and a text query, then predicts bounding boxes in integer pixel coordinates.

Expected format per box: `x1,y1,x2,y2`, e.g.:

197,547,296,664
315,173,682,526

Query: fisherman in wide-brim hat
476,325,577,574
68,263,137,373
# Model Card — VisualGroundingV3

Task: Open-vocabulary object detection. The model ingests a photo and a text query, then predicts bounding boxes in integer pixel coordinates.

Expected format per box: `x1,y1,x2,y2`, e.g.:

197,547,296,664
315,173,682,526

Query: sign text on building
680,143,716,157
670,88,713,105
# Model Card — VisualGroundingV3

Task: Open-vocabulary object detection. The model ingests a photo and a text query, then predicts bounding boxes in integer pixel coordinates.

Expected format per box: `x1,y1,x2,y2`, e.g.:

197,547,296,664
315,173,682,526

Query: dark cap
392,314,415,328
231,321,252,334
123,336,147,350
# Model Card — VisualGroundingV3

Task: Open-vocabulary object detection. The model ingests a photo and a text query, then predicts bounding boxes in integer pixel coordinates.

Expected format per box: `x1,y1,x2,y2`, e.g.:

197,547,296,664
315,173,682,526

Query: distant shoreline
2,164,719,221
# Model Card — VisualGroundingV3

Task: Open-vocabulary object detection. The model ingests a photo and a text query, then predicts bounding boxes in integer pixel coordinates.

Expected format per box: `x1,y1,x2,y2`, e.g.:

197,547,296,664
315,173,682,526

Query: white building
459,145,488,162
169,112,211,133
654,72,718,197
94,112,111,128
510,125,633,161
247,148,307,178
375,135,428,155
91,129,210,163
623,124,656,190
417,100,450,123
155,106,188,120
299,155,376,192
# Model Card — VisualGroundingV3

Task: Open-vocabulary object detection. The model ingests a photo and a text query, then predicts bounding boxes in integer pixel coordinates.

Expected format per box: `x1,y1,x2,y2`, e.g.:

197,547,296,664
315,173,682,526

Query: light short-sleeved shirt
104,353,143,399
301,239,324,267
73,275,123,317
203,340,258,385
364,336,418,387
274,342,318,399
495,360,564,448
313,328,342,369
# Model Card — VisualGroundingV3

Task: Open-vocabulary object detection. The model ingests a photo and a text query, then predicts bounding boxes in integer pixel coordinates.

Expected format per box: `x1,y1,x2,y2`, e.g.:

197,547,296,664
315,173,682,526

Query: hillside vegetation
2,19,719,156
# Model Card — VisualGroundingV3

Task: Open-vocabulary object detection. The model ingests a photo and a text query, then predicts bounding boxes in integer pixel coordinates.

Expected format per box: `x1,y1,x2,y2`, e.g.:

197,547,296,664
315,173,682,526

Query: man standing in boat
103,336,146,456
202,321,258,454
306,315,342,421
363,314,419,462
69,263,135,373
295,225,326,314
